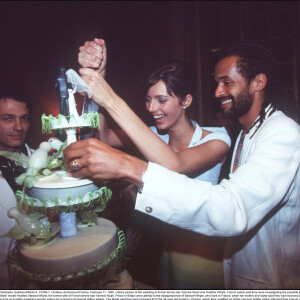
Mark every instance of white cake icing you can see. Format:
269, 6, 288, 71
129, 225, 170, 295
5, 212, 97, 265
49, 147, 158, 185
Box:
25, 171, 101, 208
34, 170, 93, 188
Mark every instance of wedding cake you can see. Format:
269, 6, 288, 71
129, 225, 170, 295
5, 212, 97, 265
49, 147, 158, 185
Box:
4, 69, 130, 289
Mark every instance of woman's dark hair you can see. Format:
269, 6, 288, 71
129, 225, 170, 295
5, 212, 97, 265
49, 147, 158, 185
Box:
144, 60, 198, 119
216, 43, 299, 132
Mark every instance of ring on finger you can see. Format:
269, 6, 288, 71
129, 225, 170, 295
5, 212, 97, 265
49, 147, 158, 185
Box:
72, 159, 80, 171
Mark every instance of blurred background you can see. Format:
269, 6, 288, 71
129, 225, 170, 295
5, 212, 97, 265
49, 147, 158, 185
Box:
1, 1, 299, 148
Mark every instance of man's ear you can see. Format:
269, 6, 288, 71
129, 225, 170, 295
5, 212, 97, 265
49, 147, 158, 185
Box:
252, 73, 267, 92
182, 94, 193, 109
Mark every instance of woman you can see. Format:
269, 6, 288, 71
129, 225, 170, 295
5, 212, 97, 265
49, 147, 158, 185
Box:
78, 38, 231, 288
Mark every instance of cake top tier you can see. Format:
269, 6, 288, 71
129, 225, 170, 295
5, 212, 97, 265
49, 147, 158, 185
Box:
33, 170, 93, 188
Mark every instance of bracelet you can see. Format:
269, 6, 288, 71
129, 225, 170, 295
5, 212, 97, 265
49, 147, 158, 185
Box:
137, 169, 147, 194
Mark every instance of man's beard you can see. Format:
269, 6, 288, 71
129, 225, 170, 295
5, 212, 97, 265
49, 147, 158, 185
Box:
222, 89, 253, 119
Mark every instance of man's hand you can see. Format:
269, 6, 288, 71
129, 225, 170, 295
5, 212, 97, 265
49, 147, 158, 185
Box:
64, 138, 147, 187
78, 38, 107, 77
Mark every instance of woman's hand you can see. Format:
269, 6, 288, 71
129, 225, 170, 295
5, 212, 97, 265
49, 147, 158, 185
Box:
79, 68, 120, 108
78, 38, 107, 77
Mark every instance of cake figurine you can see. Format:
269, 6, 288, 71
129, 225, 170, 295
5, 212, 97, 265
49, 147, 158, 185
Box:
42, 67, 100, 145
7, 207, 60, 247
2, 68, 129, 289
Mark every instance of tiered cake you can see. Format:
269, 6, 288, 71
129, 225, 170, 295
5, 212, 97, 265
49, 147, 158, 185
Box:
5, 69, 130, 289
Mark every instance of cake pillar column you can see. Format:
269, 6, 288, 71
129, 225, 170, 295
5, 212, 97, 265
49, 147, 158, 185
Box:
65, 128, 77, 145
59, 212, 77, 238
59, 127, 78, 238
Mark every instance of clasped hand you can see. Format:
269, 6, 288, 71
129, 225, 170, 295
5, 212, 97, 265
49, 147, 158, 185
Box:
78, 38, 107, 77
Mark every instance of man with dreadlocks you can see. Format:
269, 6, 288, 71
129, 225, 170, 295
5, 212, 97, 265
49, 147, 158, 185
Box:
64, 43, 300, 289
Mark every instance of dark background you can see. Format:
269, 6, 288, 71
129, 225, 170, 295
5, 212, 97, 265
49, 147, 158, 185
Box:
1, 1, 299, 148
1, 1, 187, 147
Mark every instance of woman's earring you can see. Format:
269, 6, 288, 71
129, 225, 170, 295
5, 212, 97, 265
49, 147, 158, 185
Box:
183, 106, 186, 110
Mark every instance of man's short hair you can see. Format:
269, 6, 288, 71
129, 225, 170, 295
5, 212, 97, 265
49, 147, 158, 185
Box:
0, 83, 31, 113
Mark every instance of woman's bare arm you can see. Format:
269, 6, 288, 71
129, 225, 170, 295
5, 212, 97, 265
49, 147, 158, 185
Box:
80, 68, 229, 174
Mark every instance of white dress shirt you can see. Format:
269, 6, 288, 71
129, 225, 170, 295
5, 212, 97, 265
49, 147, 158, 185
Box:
136, 108, 300, 289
